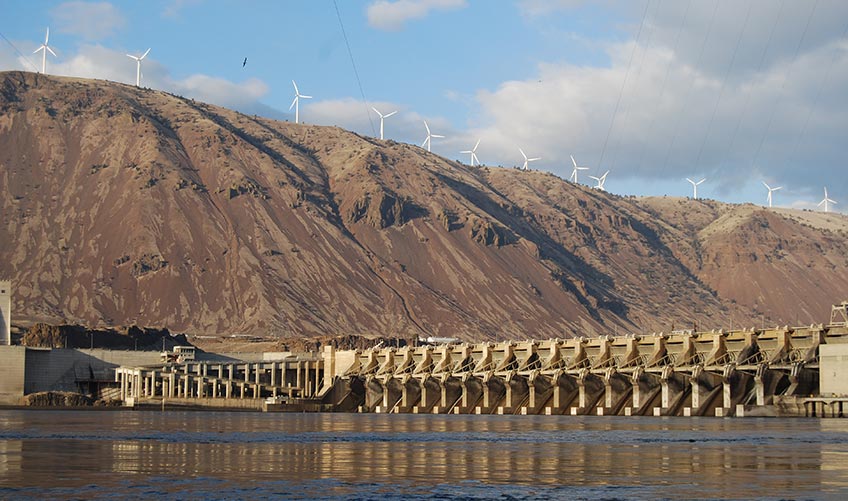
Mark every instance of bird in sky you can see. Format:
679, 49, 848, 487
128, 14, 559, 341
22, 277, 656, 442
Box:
242, 57, 247, 68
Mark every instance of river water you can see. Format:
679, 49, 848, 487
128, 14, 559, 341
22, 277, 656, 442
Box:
0, 410, 846, 499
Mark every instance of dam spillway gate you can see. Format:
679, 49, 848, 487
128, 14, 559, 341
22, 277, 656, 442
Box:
117, 322, 848, 417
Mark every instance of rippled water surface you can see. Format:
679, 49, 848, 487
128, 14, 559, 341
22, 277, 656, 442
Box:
0, 410, 847, 499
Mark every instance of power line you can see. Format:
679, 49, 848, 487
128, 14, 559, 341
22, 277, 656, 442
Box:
633, 0, 692, 173
0, 31, 40, 73
693, 0, 753, 172
608, 0, 662, 173
749, 0, 819, 173
657, 0, 720, 179
595, 0, 651, 174
717, 0, 785, 176
332, 0, 376, 138
787, 19, 848, 172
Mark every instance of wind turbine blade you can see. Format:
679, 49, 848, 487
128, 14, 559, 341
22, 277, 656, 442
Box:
529, 157, 541, 162
33, 47, 42, 54
385, 111, 397, 118
519, 148, 527, 160
292, 80, 299, 94
818, 200, 825, 207
686, 178, 694, 184
432, 134, 444, 138
571, 155, 577, 168
45, 28, 50, 44
472, 153, 479, 165
460, 150, 472, 154
578, 167, 588, 171
473, 139, 481, 151
697, 178, 705, 185
423, 121, 431, 134
141, 48, 151, 59
127, 54, 135, 59
372, 107, 381, 117
774, 187, 782, 191
301, 95, 312, 99
47, 46, 57, 57
762, 181, 770, 190
289, 97, 297, 110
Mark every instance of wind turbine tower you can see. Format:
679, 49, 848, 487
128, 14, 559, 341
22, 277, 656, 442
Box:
686, 178, 706, 199
461, 139, 481, 166
421, 121, 443, 152
519, 148, 540, 171
33, 28, 56, 74
818, 187, 837, 213
372, 107, 397, 140
290, 80, 312, 124
570, 155, 589, 183
762, 181, 782, 208
126, 48, 151, 87
589, 171, 609, 191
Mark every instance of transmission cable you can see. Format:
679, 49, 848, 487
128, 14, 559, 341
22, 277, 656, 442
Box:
748, 0, 819, 174
787, 19, 848, 174
657, 0, 720, 179
634, 0, 692, 173
693, 0, 753, 172
594, 0, 651, 175
608, 0, 661, 173
332, 0, 377, 137
716, 0, 785, 178
0, 31, 40, 73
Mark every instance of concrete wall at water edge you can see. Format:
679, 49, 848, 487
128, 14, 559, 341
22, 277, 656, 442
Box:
0, 346, 26, 404
820, 344, 848, 397
0, 281, 10, 346
0, 346, 165, 404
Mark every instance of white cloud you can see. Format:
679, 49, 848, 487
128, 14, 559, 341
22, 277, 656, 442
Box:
464, 2, 848, 203
367, 0, 467, 31
173, 75, 268, 109
50, 2, 125, 40
162, 0, 203, 19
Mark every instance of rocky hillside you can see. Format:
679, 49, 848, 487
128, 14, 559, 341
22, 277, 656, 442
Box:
1, 71, 846, 340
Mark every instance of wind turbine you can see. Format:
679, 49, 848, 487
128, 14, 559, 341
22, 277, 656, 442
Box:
126, 48, 151, 87
33, 28, 56, 74
372, 107, 397, 140
570, 155, 589, 183
686, 177, 706, 199
290, 80, 311, 124
589, 171, 609, 191
818, 187, 837, 213
460, 139, 481, 166
762, 181, 782, 208
421, 121, 443, 152
519, 148, 540, 171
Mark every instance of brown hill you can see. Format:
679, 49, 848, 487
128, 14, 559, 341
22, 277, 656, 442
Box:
1, 71, 846, 340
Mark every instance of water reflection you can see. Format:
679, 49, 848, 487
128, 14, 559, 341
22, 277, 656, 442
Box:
0, 411, 847, 499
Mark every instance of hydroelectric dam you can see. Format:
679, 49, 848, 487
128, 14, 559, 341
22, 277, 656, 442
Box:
113, 303, 848, 418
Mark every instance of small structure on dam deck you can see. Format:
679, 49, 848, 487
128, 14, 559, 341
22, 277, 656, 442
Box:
111, 304, 848, 417
0, 280, 10, 346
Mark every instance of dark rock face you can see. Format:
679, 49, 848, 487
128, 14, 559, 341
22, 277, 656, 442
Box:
1, 71, 846, 341
23, 323, 188, 350
20, 391, 122, 407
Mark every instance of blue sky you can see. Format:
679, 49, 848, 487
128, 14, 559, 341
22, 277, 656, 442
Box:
2, 0, 846, 213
